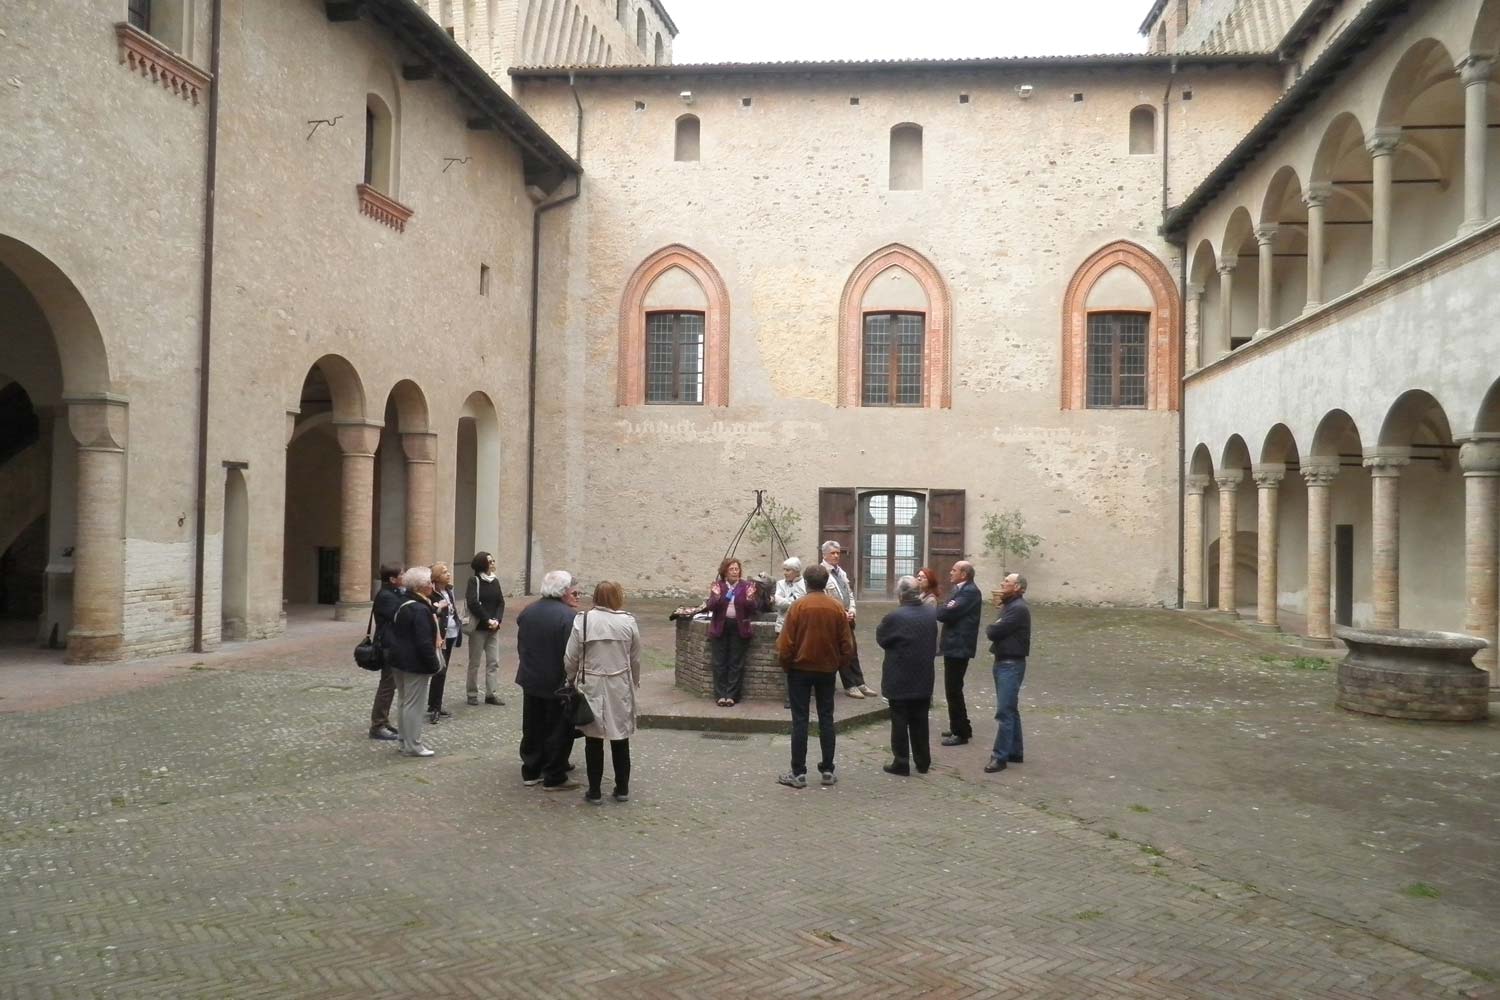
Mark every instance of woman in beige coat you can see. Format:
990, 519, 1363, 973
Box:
564, 581, 642, 804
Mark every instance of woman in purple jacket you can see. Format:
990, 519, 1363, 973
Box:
705, 557, 759, 707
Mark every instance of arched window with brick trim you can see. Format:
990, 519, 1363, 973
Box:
1060, 241, 1181, 411
617, 245, 731, 407
838, 244, 952, 409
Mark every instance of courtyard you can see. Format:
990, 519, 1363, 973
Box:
1, 602, 1496, 998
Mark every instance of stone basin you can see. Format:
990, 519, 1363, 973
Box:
1333, 626, 1489, 722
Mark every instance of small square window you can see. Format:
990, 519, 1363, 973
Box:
741, 96, 752, 107
634, 100, 646, 111
1072, 92, 1084, 103
849, 96, 860, 106
479, 263, 491, 296
958, 93, 970, 104
1182, 88, 1194, 101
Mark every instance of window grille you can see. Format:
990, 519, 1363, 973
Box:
861, 313, 924, 407
645, 312, 705, 404
1086, 312, 1149, 408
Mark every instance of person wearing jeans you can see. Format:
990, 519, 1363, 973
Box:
985, 573, 1032, 774
775, 564, 854, 788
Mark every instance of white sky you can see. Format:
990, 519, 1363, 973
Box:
666, 0, 1151, 64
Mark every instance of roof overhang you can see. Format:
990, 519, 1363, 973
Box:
1139, 1, 1170, 36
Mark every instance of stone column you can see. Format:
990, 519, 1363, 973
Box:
1459, 439, 1500, 683
64, 395, 129, 663
1365, 128, 1403, 282
1216, 261, 1236, 357
1184, 474, 1210, 609
1460, 56, 1495, 236
1303, 183, 1329, 312
1254, 225, 1277, 337
401, 431, 438, 568
1216, 470, 1243, 616
1364, 451, 1410, 629
1184, 283, 1204, 373
1302, 460, 1340, 645
334, 419, 382, 622
1253, 464, 1285, 629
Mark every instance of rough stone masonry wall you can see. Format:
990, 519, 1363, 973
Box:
675, 617, 787, 701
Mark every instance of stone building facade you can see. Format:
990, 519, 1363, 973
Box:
2, 0, 1497, 684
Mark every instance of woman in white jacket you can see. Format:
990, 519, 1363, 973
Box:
564, 581, 642, 804
773, 557, 807, 709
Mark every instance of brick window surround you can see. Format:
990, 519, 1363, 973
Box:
838, 244, 952, 409
115, 22, 210, 105
617, 245, 731, 406
1060, 240, 1182, 411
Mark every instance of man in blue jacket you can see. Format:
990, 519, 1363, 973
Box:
515, 570, 582, 790
984, 573, 1032, 774
935, 561, 981, 746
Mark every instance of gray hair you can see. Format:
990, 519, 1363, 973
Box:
1007, 573, 1028, 593
539, 569, 575, 599
895, 575, 921, 604
782, 556, 803, 572
820, 540, 843, 556
954, 560, 975, 582
401, 566, 432, 591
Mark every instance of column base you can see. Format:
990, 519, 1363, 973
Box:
1458, 219, 1489, 238
1292, 634, 1338, 649
65, 629, 125, 664
1301, 301, 1322, 316
334, 601, 374, 623
1252, 327, 1273, 340
1213, 609, 1241, 620
1182, 601, 1207, 611
1363, 267, 1390, 285
1247, 622, 1281, 634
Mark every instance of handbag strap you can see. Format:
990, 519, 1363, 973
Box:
364, 606, 375, 640
576, 610, 588, 683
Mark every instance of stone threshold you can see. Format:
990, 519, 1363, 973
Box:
635, 669, 891, 734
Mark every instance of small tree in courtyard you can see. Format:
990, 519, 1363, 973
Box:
747, 495, 802, 575
982, 508, 1041, 572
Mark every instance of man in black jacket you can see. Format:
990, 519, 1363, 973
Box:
936, 561, 981, 746
515, 569, 581, 790
984, 573, 1032, 774
876, 576, 939, 776
368, 562, 405, 741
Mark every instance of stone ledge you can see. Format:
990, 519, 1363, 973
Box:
636, 669, 890, 735
356, 184, 414, 232
115, 23, 210, 105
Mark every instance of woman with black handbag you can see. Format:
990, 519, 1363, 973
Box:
388, 566, 445, 758
563, 581, 642, 803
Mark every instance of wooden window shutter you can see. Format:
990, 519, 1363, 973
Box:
927, 489, 966, 585
818, 487, 858, 571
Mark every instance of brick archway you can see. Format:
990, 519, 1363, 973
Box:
616, 244, 731, 407
1060, 240, 1181, 411
837, 244, 952, 409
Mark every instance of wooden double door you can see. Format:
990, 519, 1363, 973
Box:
819, 488, 965, 600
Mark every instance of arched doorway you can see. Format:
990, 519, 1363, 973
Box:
453, 391, 500, 595
0, 234, 118, 661
221, 467, 249, 639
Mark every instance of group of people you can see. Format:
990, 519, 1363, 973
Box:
770, 542, 1032, 784
366, 558, 641, 804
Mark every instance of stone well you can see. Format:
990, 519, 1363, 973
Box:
674, 616, 786, 701
1333, 626, 1490, 722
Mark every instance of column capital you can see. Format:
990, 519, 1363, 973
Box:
1363, 447, 1410, 476
1459, 53, 1496, 86
400, 430, 438, 464
1252, 463, 1286, 487
1302, 182, 1333, 207
1365, 127, 1403, 157
1216, 260, 1238, 276
1301, 459, 1341, 487
1185, 473, 1212, 494
1254, 225, 1279, 247
334, 418, 383, 457
1459, 439, 1500, 475
1186, 281, 1205, 300
64, 393, 130, 452
1214, 469, 1244, 489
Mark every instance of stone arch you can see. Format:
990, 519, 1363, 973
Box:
1221, 434, 1252, 473
1188, 239, 1221, 365
1260, 423, 1301, 465
1473, 0, 1500, 56
1189, 442, 1216, 478
1378, 40, 1465, 265
1378, 388, 1454, 449
1377, 39, 1460, 129
1310, 113, 1374, 301
221, 467, 250, 640
838, 243, 952, 409
1310, 408, 1364, 461
385, 378, 430, 433
0, 234, 112, 397
654, 32, 664, 65
294, 354, 367, 422
453, 390, 501, 595
617, 245, 731, 406
1060, 240, 1180, 410
1257, 166, 1308, 329
1475, 375, 1500, 434
636, 7, 646, 49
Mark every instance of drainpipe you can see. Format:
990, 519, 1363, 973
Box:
191, 0, 224, 652
1162, 60, 1189, 610
522, 76, 583, 594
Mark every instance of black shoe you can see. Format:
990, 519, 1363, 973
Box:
437, 708, 453, 718
916, 764, 931, 774
940, 735, 969, 747
565, 762, 576, 773
485, 695, 505, 706
426, 711, 440, 725
983, 756, 1008, 773
940, 730, 953, 738
883, 762, 910, 777
368, 726, 398, 741
466, 695, 480, 706
1008, 755, 1024, 764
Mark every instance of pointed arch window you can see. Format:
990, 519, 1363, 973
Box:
618, 246, 731, 406
1061, 241, 1181, 410
838, 245, 952, 408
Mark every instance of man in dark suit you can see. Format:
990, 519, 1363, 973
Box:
515, 570, 582, 790
936, 561, 982, 746
985, 573, 1032, 774
877, 576, 939, 776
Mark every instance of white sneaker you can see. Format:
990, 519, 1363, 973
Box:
859, 685, 878, 697
846, 687, 866, 699
401, 746, 436, 758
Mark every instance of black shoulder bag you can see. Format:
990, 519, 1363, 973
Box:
557, 612, 596, 728
354, 606, 385, 672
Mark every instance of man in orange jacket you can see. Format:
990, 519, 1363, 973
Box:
775, 563, 855, 788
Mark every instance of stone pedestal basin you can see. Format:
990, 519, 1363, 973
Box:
1334, 626, 1489, 722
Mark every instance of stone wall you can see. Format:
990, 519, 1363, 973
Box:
675, 617, 788, 702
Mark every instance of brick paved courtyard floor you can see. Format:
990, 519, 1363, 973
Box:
2, 604, 1497, 998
